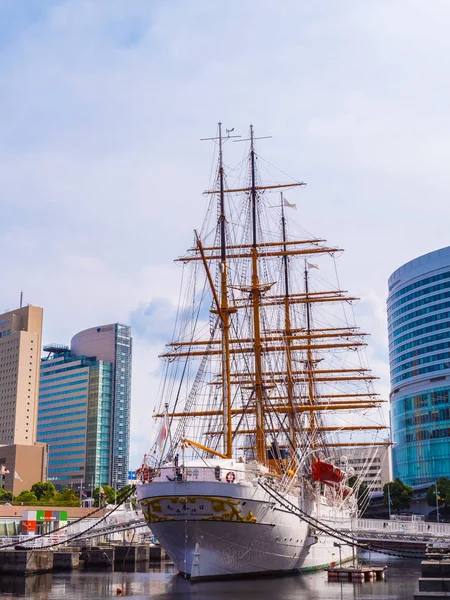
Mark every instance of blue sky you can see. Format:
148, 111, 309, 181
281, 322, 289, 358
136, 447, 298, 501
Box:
2, 0, 450, 467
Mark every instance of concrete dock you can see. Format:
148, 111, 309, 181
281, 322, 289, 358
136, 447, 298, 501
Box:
0, 543, 169, 574
0, 550, 54, 574
115, 544, 149, 565
415, 560, 450, 598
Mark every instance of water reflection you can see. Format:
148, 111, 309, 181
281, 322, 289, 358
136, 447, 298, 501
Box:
0, 573, 53, 598
0, 558, 421, 600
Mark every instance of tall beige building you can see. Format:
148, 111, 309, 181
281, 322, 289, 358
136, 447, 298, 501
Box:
0, 305, 43, 445
347, 446, 391, 493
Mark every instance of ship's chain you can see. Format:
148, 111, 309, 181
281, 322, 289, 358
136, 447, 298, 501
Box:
259, 480, 427, 560
0, 485, 135, 551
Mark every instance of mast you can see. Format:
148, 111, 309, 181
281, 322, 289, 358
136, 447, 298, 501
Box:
280, 193, 297, 453
249, 125, 266, 464
304, 261, 316, 449
156, 128, 390, 466
217, 122, 233, 458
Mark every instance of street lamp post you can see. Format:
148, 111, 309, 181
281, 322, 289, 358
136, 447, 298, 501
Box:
387, 483, 392, 520
333, 542, 342, 566
436, 483, 440, 524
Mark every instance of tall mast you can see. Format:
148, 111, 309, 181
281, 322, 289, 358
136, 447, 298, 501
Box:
249, 125, 266, 464
217, 122, 233, 458
304, 262, 316, 448
280, 193, 297, 452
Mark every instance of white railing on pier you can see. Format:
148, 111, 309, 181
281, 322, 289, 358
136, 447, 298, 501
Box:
348, 518, 450, 539
0, 534, 68, 549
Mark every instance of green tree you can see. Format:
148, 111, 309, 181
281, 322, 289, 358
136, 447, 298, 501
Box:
31, 481, 56, 501
0, 488, 13, 502
383, 478, 414, 514
426, 477, 450, 510
116, 484, 135, 505
15, 490, 38, 504
53, 488, 81, 506
348, 475, 369, 511
93, 485, 115, 505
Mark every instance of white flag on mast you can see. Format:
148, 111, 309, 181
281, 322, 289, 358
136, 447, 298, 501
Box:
156, 414, 168, 451
282, 197, 297, 210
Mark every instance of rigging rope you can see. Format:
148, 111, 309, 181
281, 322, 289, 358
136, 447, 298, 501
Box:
258, 480, 428, 560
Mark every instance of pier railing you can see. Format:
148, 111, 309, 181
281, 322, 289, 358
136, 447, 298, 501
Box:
345, 518, 450, 544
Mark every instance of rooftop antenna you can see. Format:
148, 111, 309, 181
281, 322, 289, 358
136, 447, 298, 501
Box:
20, 291, 23, 308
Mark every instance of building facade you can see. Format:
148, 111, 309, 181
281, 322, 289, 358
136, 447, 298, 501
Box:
71, 324, 132, 488
0, 305, 43, 446
37, 346, 113, 491
0, 305, 48, 492
346, 447, 391, 493
388, 247, 450, 486
0, 443, 48, 495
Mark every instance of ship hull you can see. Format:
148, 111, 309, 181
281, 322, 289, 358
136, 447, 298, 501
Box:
137, 478, 353, 580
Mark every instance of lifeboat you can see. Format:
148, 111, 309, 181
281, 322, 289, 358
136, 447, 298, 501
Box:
311, 459, 344, 485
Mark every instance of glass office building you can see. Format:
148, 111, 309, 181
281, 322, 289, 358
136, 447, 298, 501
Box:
37, 346, 113, 490
111, 325, 133, 489
388, 246, 450, 485
71, 324, 132, 488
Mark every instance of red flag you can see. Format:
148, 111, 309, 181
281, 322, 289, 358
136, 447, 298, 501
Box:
156, 416, 168, 450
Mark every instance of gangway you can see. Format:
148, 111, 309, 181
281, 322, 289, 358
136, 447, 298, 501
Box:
349, 518, 450, 546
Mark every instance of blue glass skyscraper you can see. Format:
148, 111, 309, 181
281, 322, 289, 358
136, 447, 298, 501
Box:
71, 324, 132, 488
388, 247, 450, 486
38, 346, 113, 490
38, 323, 132, 491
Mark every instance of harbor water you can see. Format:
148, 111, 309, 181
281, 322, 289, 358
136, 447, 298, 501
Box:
0, 557, 422, 599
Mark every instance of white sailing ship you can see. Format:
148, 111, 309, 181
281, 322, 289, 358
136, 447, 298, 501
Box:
136, 124, 389, 580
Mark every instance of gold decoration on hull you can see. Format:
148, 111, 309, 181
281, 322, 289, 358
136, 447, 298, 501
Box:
140, 498, 175, 523
139, 495, 257, 524
202, 498, 257, 523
